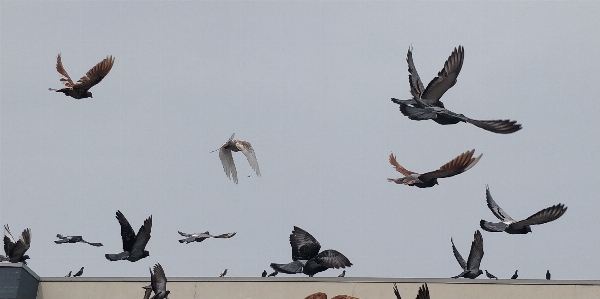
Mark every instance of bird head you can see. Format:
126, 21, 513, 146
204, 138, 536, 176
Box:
142, 251, 150, 258
525, 226, 532, 233
21, 255, 30, 261
477, 270, 483, 276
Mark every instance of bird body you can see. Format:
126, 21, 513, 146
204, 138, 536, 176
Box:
219, 269, 228, 277
212, 133, 260, 184
451, 230, 484, 279
485, 270, 498, 279
73, 267, 84, 277
262, 270, 267, 277
48, 54, 114, 99
268, 271, 278, 277
1, 225, 31, 264
338, 270, 345, 277
55, 234, 103, 246
546, 270, 551, 280
65, 271, 72, 277
511, 270, 518, 279
105, 211, 152, 262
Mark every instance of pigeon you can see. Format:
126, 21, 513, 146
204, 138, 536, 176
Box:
177, 231, 236, 244
73, 267, 84, 277
219, 269, 227, 277
211, 133, 260, 184
149, 263, 170, 299
546, 270, 551, 280
268, 271, 278, 277
388, 150, 482, 188
262, 270, 267, 277
511, 270, 518, 279
105, 211, 152, 262
270, 226, 352, 277
338, 270, 345, 277
485, 270, 498, 280
393, 283, 430, 299
65, 271, 72, 277
0, 225, 31, 264
48, 54, 115, 99
391, 46, 521, 134
55, 234, 103, 246
480, 186, 567, 234
451, 230, 484, 279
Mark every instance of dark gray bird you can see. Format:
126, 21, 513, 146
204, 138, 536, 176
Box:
480, 186, 567, 234
55, 234, 103, 246
268, 271, 278, 277
270, 226, 352, 277
485, 270, 498, 280
391, 46, 522, 134
219, 269, 227, 277
142, 285, 152, 299
65, 271, 72, 277
49, 54, 115, 99
546, 270, 551, 280
211, 133, 260, 184
388, 150, 482, 188
338, 270, 345, 277
105, 211, 152, 262
451, 230, 484, 279
262, 270, 267, 277
177, 231, 236, 244
1, 225, 31, 264
393, 282, 430, 299
149, 263, 170, 299
73, 267, 84, 277
511, 270, 518, 279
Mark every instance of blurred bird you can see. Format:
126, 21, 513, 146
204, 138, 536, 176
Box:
262, 270, 267, 277
268, 271, 278, 277
388, 150, 482, 188
149, 263, 170, 299
142, 285, 152, 299
211, 133, 260, 184
48, 54, 115, 99
480, 186, 567, 234
391, 46, 521, 134
270, 226, 352, 277
0, 225, 31, 264
511, 270, 518, 279
485, 270, 498, 280
305, 293, 327, 299
73, 267, 84, 277
55, 234, 103, 247
65, 271, 72, 277
219, 269, 227, 277
451, 230, 484, 279
393, 283, 430, 299
546, 270, 551, 280
105, 211, 152, 262
338, 270, 345, 277
331, 296, 360, 299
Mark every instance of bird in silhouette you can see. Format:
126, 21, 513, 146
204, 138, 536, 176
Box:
105, 211, 152, 262
485, 270, 498, 280
480, 186, 567, 234
546, 270, 551, 280
211, 133, 260, 184
1, 225, 31, 264
148, 263, 170, 299
388, 150, 482, 188
391, 46, 521, 134
48, 54, 115, 99
65, 271, 72, 277
73, 267, 84, 277
338, 270, 345, 277
262, 270, 267, 277
268, 271, 278, 277
55, 234, 103, 247
394, 282, 430, 299
511, 270, 518, 279
219, 269, 227, 277
451, 230, 484, 279
270, 226, 352, 277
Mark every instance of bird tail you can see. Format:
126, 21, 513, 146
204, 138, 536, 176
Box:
48, 88, 59, 91
178, 239, 187, 243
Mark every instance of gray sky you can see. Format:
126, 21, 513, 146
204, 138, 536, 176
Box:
2, 2, 600, 279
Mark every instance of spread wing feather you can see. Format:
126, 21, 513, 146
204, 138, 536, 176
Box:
290, 226, 321, 261
75, 56, 115, 90
420, 46, 464, 105
116, 210, 136, 252
388, 153, 416, 176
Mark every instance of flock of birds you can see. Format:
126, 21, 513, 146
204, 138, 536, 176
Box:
0, 46, 568, 298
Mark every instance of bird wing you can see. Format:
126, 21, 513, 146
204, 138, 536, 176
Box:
420, 46, 464, 105
236, 141, 261, 177
510, 204, 567, 229
142, 287, 152, 299
3, 225, 16, 256
484, 186, 515, 222
290, 226, 321, 261
466, 230, 484, 272
392, 283, 402, 299
420, 149, 482, 180
116, 210, 137, 252
10, 228, 31, 260
399, 105, 439, 121
450, 238, 467, 270
406, 46, 425, 99
177, 231, 193, 237
219, 147, 238, 184
74, 56, 115, 91
311, 249, 353, 269
131, 216, 152, 254
270, 261, 305, 274
213, 232, 236, 238
416, 283, 430, 299
463, 118, 522, 134
151, 263, 167, 294
55, 54, 75, 87
479, 220, 509, 232
388, 153, 417, 176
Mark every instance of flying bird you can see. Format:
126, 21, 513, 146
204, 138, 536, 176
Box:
55, 234, 103, 246
546, 270, 551, 280
105, 211, 152, 262
149, 263, 170, 299
480, 186, 567, 234
211, 133, 260, 184
219, 269, 228, 277
0, 225, 31, 264
65, 271, 72, 277
268, 271, 278, 277
388, 150, 482, 188
270, 226, 352, 277
262, 270, 267, 277
48, 54, 115, 99
178, 230, 236, 244
451, 230, 484, 279
511, 270, 518, 279
338, 270, 345, 277
485, 270, 498, 280
393, 283, 430, 299
390, 46, 521, 134
73, 267, 84, 277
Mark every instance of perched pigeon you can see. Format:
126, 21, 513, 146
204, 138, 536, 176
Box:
388, 150, 482, 188
149, 263, 170, 299
480, 186, 567, 234
48, 54, 115, 99
391, 46, 521, 134
262, 270, 267, 277
55, 234, 103, 247
105, 211, 152, 262
546, 270, 551, 280
511, 270, 518, 279
211, 133, 260, 184
0, 225, 31, 264
219, 269, 227, 277
451, 230, 484, 279
73, 267, 84, 277
177, 231, 236, 244
393, 283, 430, 299
338, 270, 345, 277
65, 271, 72, 277
485, 270, 498, 280
268, 270, 278, 277
270, 226, 352, 277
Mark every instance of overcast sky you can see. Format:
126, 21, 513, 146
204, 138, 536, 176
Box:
2, 2, 600, 280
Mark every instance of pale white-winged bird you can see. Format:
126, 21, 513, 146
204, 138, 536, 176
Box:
391, 46, 521, 134
147, 263, 170, 299
1, 225, 31, 264
393, 282, 430, 299
451, 230, 484, 279
480, 186, 567, 234
270, 226, 352, 277
73, 267, 84, 277
105, 211, 152, 262
212, 133, 260, 184
388, 149, 482, 188
177, 231, 236, 244
49, 54, 115, 99
55, 234, 103, 246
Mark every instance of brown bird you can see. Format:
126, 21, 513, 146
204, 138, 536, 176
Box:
49, 54, 114, 99
388, 150, 482, 188
212, 133, 260, 184
305, 293, 327, 299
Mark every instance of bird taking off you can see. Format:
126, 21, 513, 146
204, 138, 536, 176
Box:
49, 54, 115, 99
149, 263, 170, 299
212, 133, 260, 184
451, 230, 484, 279
105, 211, 152, 262
1, 225, 31, 264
